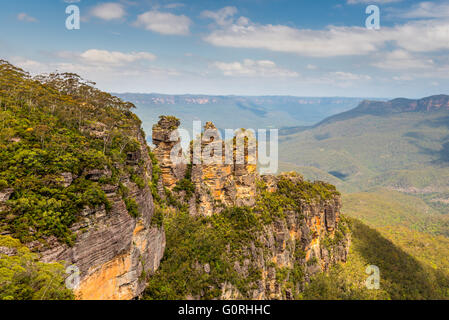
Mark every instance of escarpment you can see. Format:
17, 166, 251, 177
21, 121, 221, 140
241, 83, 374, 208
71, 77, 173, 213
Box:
0, 62, 165, 300
30, 127, 165, 300
146, 116, 350, 300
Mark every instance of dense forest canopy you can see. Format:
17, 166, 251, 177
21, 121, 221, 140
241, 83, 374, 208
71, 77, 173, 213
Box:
0, 60, 144, 245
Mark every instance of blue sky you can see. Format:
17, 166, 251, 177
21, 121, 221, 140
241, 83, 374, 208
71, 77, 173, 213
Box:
1, 0, 449, 97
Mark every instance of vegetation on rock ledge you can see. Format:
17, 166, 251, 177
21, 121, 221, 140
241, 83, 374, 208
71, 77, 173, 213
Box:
143, 172, 345, 300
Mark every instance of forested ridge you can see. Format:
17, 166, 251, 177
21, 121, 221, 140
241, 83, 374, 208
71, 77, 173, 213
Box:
0, 61, 147, 299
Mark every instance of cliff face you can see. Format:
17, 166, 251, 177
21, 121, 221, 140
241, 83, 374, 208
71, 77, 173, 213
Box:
358, 95, 449, 114
0, 62, 169, 300
220, 175, 349, 300
148, 117, 350, 300
152, 116, 187, 190
30, 129, 165, 300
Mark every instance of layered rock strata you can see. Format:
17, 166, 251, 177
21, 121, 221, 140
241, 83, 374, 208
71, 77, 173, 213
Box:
30, 129, 165, 300
152, 118, 257, 216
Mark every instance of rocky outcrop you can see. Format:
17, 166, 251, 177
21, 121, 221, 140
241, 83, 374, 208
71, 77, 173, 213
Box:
220, 174, 349, 300
0, 188, 13, 212
150, 117, 350, 300
152, 116, 186, 190
191, 122, 231, 215
33, 129, 165, 300
232, 128, 257, 208
153, 119, 257, 216
183, 173, 349, 300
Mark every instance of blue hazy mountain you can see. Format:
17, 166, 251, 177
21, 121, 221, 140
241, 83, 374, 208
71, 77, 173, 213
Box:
116, 93, 369, 134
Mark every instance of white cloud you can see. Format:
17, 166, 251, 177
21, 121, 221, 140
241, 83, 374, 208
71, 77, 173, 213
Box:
8, 53, 180, 94
17, 13, 38, 23
9, 50, 157, 77
391, 1, 449, 19
390, 19, 449, 53
372, 50, 434, 70
79, 49, 156, 65
307, 71, 373, 89
90, 2, 126, 21
328, 71, 371, 81
213, 59, 298, 77
201, 6, 238, 26
202, 9, 449, 57
134, 11, 191, 35
292, 71, 373, 89
204, 24, 382, 57
11, 58, 46, 73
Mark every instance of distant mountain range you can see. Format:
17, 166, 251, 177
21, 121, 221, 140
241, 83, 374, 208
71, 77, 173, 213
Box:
115, 93, 372, 134
278, 94, 449, 215
280, 94, 449, 135
317, 94, 449, 126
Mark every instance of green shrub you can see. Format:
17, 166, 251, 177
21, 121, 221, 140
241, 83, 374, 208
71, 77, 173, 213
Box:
144, 207, 263, 300
124, 197, 139, 218
151, 206, 164, 228
0, 235, 74, 300
0, 179, 8, 190
130, 173, 146, 190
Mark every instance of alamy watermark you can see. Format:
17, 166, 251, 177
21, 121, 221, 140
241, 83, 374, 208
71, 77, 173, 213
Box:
365, 265, 380, 290
64, 3, 381, 31
366, 5, 380, 30
65, 265, 80, 290
65, 1, 80, 30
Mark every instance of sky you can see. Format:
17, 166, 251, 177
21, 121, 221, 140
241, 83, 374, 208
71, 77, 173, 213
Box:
1, 0, 449, 98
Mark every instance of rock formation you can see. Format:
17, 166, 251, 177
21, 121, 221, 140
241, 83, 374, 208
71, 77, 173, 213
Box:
153, 118, 258, 216
220, 173, 349, 299
150, 117, 350, 299
0, 189, 13, 212
152, 116, 186, 190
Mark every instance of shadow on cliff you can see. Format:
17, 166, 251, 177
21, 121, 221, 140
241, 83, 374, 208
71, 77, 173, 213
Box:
412, 114, 449, 164
404, 134, 449, 165
418, 115, 449, 130
438, 141, 449, 163
350, 219, 449, 299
